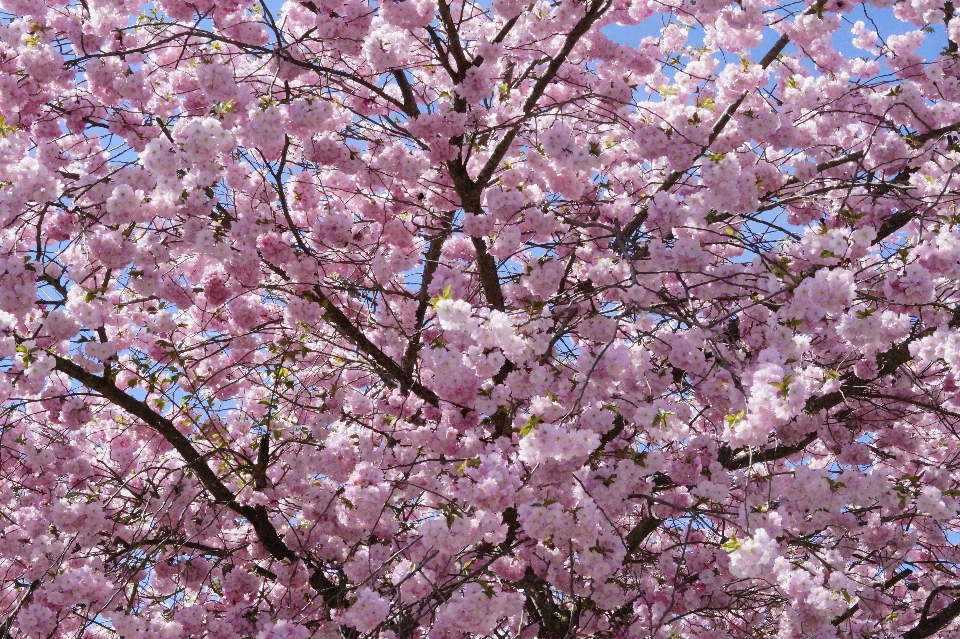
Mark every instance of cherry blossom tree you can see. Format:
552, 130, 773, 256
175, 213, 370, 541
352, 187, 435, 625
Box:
2, 0, 960, 635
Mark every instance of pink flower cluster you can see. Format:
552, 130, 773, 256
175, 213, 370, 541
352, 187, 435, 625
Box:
2, 0, 960, 636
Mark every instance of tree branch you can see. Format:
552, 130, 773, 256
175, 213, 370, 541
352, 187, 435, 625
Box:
260, 257, 440, 406
719, 301, 960, 470
49, 354, 346, 609
624, 514, 660, 556
619, 2, 822, 242
437, 0, 470, 79
471, 236, 506, 311
904, 595, 960, 639
719, 432, 818, 471
832, 569, 912, 627
303, 284, 441, 405
402, 212, 456, 377
392, 70, 420, 118
475, 0, 612, 189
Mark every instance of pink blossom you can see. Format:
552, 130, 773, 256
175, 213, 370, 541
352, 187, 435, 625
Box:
3, 1, 960, 638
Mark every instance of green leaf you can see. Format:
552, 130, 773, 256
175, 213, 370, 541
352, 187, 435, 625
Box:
826, 477, 846, 493
903, 133, 924, 149
839, 208, 867, 223
0, 115, 17, 138
725, 411, 745, 426
769, 375, 794, 398
653, 408, 673, 428
456, 458, 481, 473
520, 414, 542, 437
532, 498, 558, 507
722, 535, 742, 552
429, 284, 453, 308
212, 100, 238, 116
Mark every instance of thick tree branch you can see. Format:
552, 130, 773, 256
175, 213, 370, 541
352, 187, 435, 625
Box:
719, 433, 818, 471
303, 285, 441, 405
49, 354, 346, 609
516, 567, 573, 639
904, 595, 960, 639
402, 212, 456, 377
947, 0, 958, 55
260, 258, 440, 406
719, 305, 960, 470
254, 431, 269, 491
624, 514, 660, 556
471, 236, 506, 311
437, 0, 470, 78
619, 1, 822, 242
832, 568, 912, 627
392, 70, 420, 118
475, 0, 612, 189
0, 580, 39, 639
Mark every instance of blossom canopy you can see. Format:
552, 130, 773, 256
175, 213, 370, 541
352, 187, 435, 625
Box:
1, 0, 960, 636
